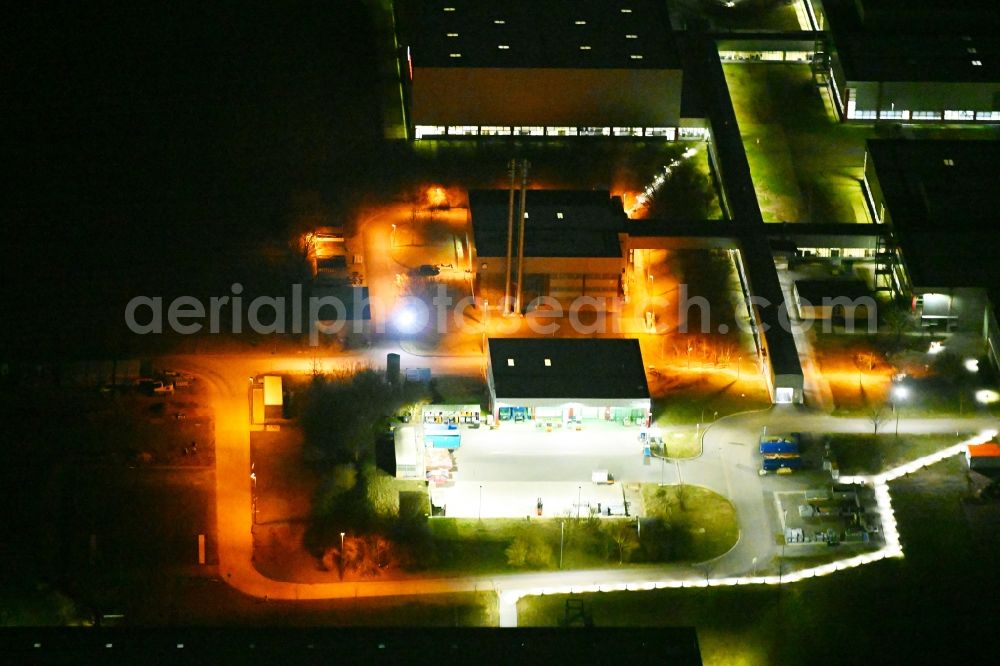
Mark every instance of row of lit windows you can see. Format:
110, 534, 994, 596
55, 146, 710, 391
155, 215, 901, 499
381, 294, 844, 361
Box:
846, 108, 1000, 122
445, 31, 641, 39
414, 125, 686, 139
447, 49, 644, 58
719, 50, 814, 63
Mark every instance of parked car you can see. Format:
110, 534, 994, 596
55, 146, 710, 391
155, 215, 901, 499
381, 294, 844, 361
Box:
591, 469, 614, 484
138, 379, 174, 396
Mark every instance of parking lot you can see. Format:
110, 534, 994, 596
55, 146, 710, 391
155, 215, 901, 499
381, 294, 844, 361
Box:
428, 421, 659, 518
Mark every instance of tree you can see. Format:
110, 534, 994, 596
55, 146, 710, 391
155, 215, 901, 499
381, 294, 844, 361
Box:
868, 403, 890, 435
505, 529, 554, 568
881, 302, 915, 347
300, 369, 430, 465
313, 463, 358, 516
606, 521, 639, 564
362, 464, 399, 521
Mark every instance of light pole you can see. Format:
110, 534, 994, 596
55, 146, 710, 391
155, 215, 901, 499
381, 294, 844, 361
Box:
250, 471, 257, 525
340, 531, 346, 578
559, 521, 565, 569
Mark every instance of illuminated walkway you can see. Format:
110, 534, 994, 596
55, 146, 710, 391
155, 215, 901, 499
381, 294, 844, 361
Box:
497, 428, 997, 626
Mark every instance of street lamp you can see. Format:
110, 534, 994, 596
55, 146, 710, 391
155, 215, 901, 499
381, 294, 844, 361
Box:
390, 223, 396, 248
559, 521, 565, 569
340, 531, 346, 577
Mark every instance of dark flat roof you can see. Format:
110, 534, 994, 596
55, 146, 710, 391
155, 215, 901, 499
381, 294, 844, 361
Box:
853, 0, 1000, 32
488, 337, 649, 400
680, 33, 801, 379
867, 139, 1000, 288
794, 278, 871, 304
0, 627, 703, 665
824, 0, 1000, 82
470, 189, 626, 259
406, 0, 679, 69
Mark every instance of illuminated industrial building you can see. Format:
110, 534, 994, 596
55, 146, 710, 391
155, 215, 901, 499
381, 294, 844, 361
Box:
400, 0, 683, 139
863, 139, 1000, 366
468, 189, 628, 309
486, 338, 650, 425
819, 0, 1000, 123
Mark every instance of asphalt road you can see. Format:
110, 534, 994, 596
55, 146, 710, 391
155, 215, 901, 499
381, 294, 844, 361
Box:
170, 351, 998, 625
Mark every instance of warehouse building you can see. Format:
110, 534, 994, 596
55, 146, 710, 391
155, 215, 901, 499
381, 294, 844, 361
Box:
469, 189, 627, 310
862, 139, 1000, 366
402, 0, 683, 139
820, 0, 1000, 123
486, 338, 650, 425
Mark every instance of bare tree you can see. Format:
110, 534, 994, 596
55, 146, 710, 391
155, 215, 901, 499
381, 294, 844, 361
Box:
607, 521, 639, 564
868, 403, 890, 435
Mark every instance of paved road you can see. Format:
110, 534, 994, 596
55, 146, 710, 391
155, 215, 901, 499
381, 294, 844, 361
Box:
170, 351, 997, 623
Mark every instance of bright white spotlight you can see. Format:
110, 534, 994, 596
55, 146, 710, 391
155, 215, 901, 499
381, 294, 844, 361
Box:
965, 358, 980, 373
892, 386, 909, 401
976, 389, 999, 405
928, 341, 945, 355
393, 299, 426, 334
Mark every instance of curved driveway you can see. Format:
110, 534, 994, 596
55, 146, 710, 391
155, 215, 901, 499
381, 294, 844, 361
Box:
172, 351, 996, 622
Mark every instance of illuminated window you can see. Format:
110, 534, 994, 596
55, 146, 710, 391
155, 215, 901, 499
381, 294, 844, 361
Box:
621, 8, 633, 13
494, 19, 505, 24
575, 20, 586, 25
480, 126, 512, 136
498, 44, 509, 49
524, 212, 529, 219
446, 32, 458, 37
626, 34, 638, 39
415, 125, 446, 139
443, 6, 455, 11
630, 54, 643, 59
556, 212, 564, 219
579, 45, 592, 50
972, 60, 983, 66
507, 358, 515, 366
544, 359, 552, 366
944, 110, 975, 120
944, 159, 955, 166
514, 126, 544, 136
449, 53, 462, 58
968, 47, 977, 53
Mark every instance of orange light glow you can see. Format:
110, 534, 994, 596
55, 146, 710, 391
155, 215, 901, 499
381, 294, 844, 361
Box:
426, 186, 449, 208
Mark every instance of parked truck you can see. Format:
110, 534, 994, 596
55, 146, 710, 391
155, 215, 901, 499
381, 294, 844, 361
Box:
759, 434, 800, 456
762, 456, 802, 472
